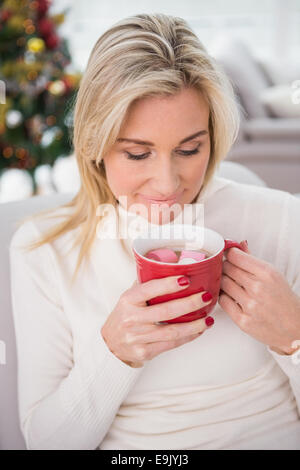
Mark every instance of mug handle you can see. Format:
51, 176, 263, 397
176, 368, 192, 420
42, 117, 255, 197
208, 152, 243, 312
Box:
224, 239, 243, 251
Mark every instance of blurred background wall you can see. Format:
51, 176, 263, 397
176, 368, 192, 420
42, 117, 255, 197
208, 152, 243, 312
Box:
0, 0, 300, 202
57, 0, 300, 70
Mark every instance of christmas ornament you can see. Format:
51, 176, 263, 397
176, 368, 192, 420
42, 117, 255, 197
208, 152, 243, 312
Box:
48, 79, 66, 96
37, 0, 51, 17
24, 51, 36, 64
45, 33, 60, 50
27, 37, 45, 53
38, 18, 53, 37
2, 146, 13, 158
40, 126, 59, 147
52, 154, 80, 193
0, 168, 33, 203
34, 163, 55, 195
51, 14, 65, 26
1, 9, 12, 22
7, 15, 24, 33
5, 109, 23, 128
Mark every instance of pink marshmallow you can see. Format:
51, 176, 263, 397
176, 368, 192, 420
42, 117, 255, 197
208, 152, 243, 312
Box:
145, 248, 178, 263
179, 250, 206, 263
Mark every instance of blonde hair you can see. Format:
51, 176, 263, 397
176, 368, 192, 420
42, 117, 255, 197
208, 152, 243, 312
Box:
18, 12, 241, 285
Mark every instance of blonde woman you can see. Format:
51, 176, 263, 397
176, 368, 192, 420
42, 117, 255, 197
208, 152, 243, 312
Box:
9, 13, 300, 450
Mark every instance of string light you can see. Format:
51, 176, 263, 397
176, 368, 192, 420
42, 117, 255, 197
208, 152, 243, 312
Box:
29, 1, 38, 10
16, 148, 27, 159
46, 115, 56, 126
3, 147, 14, 158
23, 19, 33, 27
27, 70, 38, 80
25, 25, 35, 34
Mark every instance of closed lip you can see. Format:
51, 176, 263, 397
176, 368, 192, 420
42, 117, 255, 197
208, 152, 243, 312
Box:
139, 190, 184, 203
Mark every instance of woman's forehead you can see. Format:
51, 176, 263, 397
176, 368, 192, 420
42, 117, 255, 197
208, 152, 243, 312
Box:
118, 89, 210, 139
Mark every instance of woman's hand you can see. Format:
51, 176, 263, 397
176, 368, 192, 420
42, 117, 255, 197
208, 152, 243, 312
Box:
101, 276, 214, 368
218, 241, 300, 355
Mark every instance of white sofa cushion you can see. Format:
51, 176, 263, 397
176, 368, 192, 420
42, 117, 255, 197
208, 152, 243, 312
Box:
260, 85, 300, 118
210, 35, 270, 119
257, 57, 300, 86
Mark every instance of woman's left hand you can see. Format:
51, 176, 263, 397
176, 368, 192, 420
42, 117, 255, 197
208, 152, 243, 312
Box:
218, 241, 300, 355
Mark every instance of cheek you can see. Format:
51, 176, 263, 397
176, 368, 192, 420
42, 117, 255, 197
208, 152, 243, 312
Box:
105, 158, 144, 195
183, 153, 209, 183
104, 158, 124, 193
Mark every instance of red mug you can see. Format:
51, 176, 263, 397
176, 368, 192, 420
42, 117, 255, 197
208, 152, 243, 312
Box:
132, 224, 245, 323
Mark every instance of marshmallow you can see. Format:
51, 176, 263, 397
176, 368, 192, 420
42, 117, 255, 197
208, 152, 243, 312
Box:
177, 257, 198, 265
145, 248, 178, 263
179, 250, 206, 263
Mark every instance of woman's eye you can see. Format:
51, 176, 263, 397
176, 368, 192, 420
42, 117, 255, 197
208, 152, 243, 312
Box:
125, 152, 150, 160
177, 145, 201, 156
125, 145, 201, 161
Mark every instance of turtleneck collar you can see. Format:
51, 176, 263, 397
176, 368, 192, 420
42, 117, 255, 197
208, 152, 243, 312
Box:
114, 174, 230, 243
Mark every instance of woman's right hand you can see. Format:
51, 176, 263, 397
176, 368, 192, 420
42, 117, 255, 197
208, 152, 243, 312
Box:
100, 275, 214, 368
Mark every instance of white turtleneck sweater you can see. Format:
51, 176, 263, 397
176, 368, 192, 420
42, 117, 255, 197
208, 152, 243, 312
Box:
9, 175, 300, 450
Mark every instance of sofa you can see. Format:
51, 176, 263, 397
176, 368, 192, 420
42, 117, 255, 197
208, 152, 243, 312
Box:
211, 35, 300, 194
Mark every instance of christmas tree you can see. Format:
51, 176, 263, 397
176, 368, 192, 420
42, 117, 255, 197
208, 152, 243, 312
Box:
0, 0, 81, 192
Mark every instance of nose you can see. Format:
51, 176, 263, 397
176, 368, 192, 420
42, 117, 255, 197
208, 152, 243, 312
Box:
150, 155, 181, 198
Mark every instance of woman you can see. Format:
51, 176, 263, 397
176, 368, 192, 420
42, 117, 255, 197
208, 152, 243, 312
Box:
9, 13, 300, 450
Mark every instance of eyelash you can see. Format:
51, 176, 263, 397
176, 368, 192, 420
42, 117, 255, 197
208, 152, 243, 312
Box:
125, 145, 202, 161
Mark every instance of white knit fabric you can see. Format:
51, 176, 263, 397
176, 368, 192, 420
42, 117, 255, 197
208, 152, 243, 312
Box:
9, 175, 300, 450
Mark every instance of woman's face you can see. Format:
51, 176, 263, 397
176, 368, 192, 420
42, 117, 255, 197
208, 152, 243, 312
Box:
102, 86, 211, 223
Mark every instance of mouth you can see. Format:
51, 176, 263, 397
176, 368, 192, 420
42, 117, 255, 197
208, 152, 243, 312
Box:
138, 190, 184, 206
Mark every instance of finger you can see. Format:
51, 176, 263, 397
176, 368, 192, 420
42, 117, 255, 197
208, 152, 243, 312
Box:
218, 291, 245, 326
127, 274, 193, 306
240, 240, 250, 254
134, 316, 211, 343
140, 290, 213, 323
220, 274, 250, 309
222, 260, 256, 290
224, 246, 267, 278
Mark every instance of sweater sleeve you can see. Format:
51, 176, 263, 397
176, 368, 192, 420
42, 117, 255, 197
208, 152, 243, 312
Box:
9, 220, 144, 450
267, 193, 300, 413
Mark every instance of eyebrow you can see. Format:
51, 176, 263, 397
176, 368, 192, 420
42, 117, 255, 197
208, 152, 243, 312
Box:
116, 130, 208, 146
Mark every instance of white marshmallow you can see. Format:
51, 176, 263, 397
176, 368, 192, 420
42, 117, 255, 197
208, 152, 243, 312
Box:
177, 257, 198, 264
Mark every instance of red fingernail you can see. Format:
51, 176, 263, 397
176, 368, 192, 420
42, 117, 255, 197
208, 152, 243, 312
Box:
177, 275, 190, 286
202, 292, 212, 302
205, 316, 214, 327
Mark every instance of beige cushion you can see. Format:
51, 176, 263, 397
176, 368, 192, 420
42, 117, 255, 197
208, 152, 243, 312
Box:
211, 35, 270, 119
260, 85, 300, 118
257, 57, 300, 86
